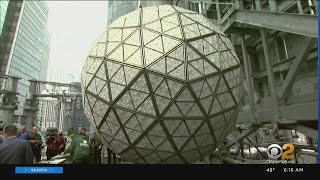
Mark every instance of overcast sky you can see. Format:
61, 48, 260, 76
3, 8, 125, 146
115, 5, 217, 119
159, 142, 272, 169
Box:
46, 1, 108, 83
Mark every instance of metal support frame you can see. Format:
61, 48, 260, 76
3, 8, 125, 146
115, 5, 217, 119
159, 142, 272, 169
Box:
277, 1, 296, 12
221, 9, 318, 38
0, 75, 20, 127
225, 27, 260, 36
268, 0, 278, 12
224, 123, 265, 149
313, 0, 318, 15
63, 98, 73, 131
234, 0, 243, 9
297, 0, 304, 14
237, 101, 318, 124
245, 137, 267, 159
215, 0, 221, 23
254, 0, 262, 11
20, 79, 82, 132
240, 36, 256, 122
273, 37, 284, 82
251, 54, 316, 79
265, 123, 278, 142
242, 81, 260, 104
278, 37, 316, 100
23, 80, 38, 132
286, 124, 318, 141
260, 28, 280, 121
208, 0, 319, 164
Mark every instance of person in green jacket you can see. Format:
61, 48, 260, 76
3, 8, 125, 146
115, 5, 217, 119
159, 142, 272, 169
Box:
65, 128, 92, 164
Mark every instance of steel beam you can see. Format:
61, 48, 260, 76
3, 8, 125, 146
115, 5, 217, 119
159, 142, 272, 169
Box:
254, 0, 262, 11
215, 0, 221, 23
260, 28, 280, 120
23, 81, 38, 132
268, 0, 278, 12
282, 102, 318, 121
245, 137, 268, 159
273, 37, 285, 82
0, 76, 20, 128
237, 102, 318, 124
221, 9, 318, 38
278, 37, 317, 100
224, 27, 260, 36
234, 0, 242, 9
286, 124, 318, 141
252, 49, 317, 79
242, 81, 260, 104
253, 57, 293, 79
225, 123, 265, 149
221, 5, 236, 23
296, 0, 304, 14
265, 123, 278, 142
313, 0, 318, 15
30, 80, 81, 87
240, 35, 256, 122
278, 0, 298, 12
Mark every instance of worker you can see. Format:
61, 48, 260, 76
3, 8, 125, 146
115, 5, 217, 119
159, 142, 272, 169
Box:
65, 128, 92, 164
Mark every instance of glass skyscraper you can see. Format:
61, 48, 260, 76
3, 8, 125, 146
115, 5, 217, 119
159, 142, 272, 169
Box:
0, 0, 9, 36
107, 0, 138, 26
0, 0, 50, 115
107, 0, 174, 26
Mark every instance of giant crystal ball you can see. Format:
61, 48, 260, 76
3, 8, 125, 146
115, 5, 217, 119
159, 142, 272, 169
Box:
81, 5, 243, 164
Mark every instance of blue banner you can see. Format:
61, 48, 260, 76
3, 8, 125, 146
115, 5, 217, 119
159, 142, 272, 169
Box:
15, 167, 63, 174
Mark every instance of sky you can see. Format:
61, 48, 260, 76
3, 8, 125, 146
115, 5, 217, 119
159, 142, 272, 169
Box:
46, 1, 109, 83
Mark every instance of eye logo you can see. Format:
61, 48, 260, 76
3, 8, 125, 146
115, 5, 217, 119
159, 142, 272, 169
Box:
267, 144, 295, 160
267, 144, 282, 159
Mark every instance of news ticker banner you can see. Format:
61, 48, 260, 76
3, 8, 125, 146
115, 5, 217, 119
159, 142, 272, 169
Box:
0, 165, 318, 177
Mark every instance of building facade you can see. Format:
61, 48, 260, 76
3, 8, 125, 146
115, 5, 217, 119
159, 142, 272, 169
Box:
0, 0, 50, 115
71, 82, 91, 133
107, 0, 173, 26
107, 0, 138, 26
0, 0, 9, 36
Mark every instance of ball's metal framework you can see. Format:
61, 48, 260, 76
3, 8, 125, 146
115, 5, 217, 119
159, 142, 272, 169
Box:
81, 5, 243, 164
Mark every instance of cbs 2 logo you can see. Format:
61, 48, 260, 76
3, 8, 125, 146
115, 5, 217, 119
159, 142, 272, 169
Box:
267, 144, 295, 160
